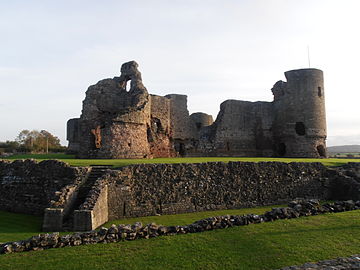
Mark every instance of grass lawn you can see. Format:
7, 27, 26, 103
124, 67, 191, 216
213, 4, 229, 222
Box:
3, 153, 360, 167
1, 208, 360, 269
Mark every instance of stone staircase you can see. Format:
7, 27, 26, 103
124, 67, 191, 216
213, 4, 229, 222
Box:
62, 165, 112, 231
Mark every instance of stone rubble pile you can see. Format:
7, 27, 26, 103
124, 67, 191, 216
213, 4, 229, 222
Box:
1, 199, 360, 255
279, 254, 360, 269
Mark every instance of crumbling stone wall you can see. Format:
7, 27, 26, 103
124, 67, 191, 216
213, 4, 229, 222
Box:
75, 162, 360, 231
148, 95, 176, 157
66, 118, 80, 153
69, 61, 182, 159
2, 199, 358, 255
327, 163, 360, 201
0, 160, 88, 215
88, 162, 330, 220
77, 61, 152, 159
67, 63, 327, 159
198, 100, 273, 157
165, 94, 198, 156
3, 160, 360, 232
165, 94, 197, 140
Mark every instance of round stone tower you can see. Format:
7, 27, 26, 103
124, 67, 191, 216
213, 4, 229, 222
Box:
272, 68, 327, 157
190, 112, 214, 131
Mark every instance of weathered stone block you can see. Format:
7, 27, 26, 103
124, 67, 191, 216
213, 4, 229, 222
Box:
42, 208, 63, 232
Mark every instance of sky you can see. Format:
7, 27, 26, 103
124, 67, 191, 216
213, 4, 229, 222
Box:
0, 0, 359, 146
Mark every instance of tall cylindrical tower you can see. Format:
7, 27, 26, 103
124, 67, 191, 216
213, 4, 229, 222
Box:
272, 68, 327, 157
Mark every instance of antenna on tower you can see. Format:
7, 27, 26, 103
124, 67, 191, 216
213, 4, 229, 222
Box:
307, 45, 311, 68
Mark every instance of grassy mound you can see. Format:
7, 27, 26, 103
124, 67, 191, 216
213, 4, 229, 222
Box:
1, 207, 360, 269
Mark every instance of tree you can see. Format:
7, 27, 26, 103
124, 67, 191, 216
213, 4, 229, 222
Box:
0, 140, 20, 154
15, 129, 63, 153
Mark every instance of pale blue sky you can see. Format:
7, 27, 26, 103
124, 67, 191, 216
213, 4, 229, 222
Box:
1, 0, 359, 146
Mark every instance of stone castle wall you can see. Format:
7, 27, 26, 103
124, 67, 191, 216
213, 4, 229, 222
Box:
201, 100, 274, 157
67, 63, 327, 159
0, 160, 88, 215
79, 162, 330, 221
148, 95, 175, 157
74, 162, 360, 231
165, 94, 197, 141
2, 160, 360, 231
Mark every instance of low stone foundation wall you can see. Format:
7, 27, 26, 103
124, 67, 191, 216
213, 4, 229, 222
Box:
2, 160, 360, 232
1, 199, 359, 255
0, 159, 88, 215
280, 255, 360, 269
74, 185, 108, 231
74, 162, 360, 231
328, 162, 360, 200
104, 162, 330, 219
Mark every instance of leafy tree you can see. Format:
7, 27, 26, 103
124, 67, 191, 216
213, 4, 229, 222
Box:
0, 140, 20, 154
15, 129, 63, 153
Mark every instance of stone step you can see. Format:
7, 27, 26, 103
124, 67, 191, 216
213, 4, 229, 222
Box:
61, 165, 112, 231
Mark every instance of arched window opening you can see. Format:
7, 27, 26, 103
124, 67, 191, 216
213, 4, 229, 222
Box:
126, 80, 131, 91
317, 145, 326, 157
295, 122, 306, 136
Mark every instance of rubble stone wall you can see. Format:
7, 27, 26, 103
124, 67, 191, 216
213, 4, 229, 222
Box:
66, 118, 80, 153
327, 163, 360, 201
148, 95, 175, 157
2, 199, 357, 255
0, 160, 88, 215
101, 162, 330, 220
166, 94, 196, 140
206, 100, 274, 157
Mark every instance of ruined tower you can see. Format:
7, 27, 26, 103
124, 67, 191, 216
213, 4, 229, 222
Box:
68, 61, 176, 159
78, 61, 151, 158
272, 68, 327, 157
67, 63, 327, 159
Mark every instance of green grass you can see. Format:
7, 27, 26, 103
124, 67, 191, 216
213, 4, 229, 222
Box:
102, 205, 280, 227
3, 153, 360, 167
2, 208, 360, 269
5, 153, 75, 160
0, 211, 42, 243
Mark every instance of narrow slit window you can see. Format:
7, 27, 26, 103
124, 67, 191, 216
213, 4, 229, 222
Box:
318, 87, 322, 97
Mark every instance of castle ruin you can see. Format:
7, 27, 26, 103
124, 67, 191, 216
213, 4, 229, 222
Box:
67, 61, 327, 158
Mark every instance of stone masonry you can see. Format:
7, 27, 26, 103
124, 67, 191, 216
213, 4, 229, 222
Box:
67, 62, 327, 158
1, 160, 360, 231
2, 199, 360, 255
0, 159, 88, 215
70, 162, 360, 231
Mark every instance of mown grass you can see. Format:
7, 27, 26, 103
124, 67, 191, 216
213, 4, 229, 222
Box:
1, 208, 360, 269
0, 211, 42, 243
102, 205, 280, 228
3, 153, 360, 167
5, 153, 75, 160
